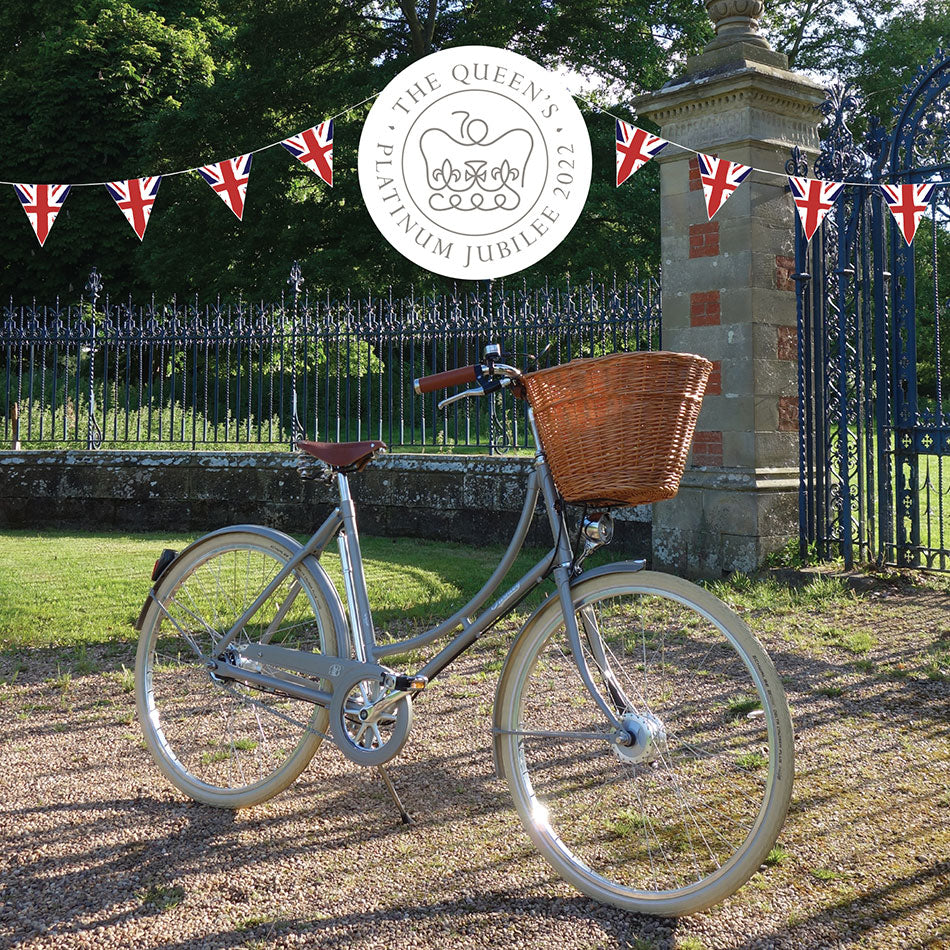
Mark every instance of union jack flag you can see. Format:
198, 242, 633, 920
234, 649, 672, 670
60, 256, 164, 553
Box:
616, 120, 668, 187
880, 182, 936, 245
281, 120, 333, 187
105, 176, 162, 241
788, 176, 845, 242
198, 153, 253, 220
697, 153, 752, 220
13, 184, 71, 247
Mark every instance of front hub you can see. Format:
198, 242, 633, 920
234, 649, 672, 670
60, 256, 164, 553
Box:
612, 711, 669, 765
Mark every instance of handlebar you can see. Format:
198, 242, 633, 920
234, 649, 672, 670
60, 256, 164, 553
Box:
414, 361, 525, 396
413, 364, 480, 395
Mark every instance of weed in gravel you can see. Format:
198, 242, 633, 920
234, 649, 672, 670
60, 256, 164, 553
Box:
852, 657, 875, 673
139, 884, 185, 911
605, 807, 643, 838
676, 939, 707, 950
881, 663, 912, 680
71, 644, 98, 675
816, 684, 845, 697
106, 664, 136, 693
816, 624, 875, 655
736, 751, 768, 771
725, 694, 761, 719
810, 868, 844, 882
707, 575, 792, 613
765, 845, 789, 866
923, 641, 950, 680
47, 666, 72, 692
794, 576, 854, 607
236, 913, 275, 932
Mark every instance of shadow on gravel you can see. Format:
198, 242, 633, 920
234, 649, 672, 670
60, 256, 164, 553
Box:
1, 792, 690, 950
90, 893, 684, 950
730, 858, 950, 950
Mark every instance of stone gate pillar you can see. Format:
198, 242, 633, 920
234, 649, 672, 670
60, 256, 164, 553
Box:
635, 0, 824, 576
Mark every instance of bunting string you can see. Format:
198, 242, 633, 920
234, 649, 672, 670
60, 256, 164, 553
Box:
3, 85, 947, 249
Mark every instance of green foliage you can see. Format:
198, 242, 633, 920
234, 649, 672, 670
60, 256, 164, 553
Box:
0, 528, 554, 649
0, 1, 712, 303
0, 1, 230, 300
762, 0, 900, 74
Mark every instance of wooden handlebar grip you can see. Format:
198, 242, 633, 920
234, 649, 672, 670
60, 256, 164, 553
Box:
414, 365, 479, 395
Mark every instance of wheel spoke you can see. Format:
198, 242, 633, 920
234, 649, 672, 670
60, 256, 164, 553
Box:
497, 570, 792, 914
136, 534, 334, 806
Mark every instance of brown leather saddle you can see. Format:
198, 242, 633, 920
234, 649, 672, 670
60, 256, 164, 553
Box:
297, 439, 387, 472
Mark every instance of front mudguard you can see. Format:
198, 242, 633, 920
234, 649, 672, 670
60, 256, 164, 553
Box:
491, 559, 646, 779
133, 524, 349, 661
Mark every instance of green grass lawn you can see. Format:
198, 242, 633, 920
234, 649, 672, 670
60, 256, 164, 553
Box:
0, 528, 557, 652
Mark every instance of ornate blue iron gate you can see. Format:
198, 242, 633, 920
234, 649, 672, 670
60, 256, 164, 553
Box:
795, 54, 950, 571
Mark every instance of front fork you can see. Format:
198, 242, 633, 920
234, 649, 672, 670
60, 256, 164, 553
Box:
529, 411, 633, 742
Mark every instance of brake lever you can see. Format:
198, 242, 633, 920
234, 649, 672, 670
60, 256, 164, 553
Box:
438, 387, 483, 410
438, 377, 510, 410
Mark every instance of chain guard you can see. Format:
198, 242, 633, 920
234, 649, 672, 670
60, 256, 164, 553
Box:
329, 669, 413, 766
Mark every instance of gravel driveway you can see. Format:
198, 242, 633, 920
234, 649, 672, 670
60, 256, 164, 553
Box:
1, 574, 948, 950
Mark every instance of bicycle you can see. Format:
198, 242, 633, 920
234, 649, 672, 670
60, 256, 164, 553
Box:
134, 346, 794, 917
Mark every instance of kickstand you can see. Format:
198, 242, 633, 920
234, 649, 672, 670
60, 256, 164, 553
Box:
377, 765, 412, 825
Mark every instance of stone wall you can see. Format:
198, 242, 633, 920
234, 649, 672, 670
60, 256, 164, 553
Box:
0, 450, 652, 555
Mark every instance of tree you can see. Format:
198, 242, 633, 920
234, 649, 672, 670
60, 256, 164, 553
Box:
762, 0, 899, 74
0, 0, 713, 303
0, 1, 231, 301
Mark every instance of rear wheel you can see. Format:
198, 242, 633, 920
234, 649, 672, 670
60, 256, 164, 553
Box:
135, 529, 342, 808
496, 570, 793, 915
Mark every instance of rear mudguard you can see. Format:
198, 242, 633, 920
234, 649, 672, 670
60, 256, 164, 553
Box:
491, 559, 646, 780
133, 524, 349, 661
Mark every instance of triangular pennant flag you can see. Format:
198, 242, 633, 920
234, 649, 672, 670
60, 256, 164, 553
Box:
281, 120, 333, 186
697, 153, 752, 219
12, 184, 71, 247
880, 183, 935, 245
615, 120, 668, 187
105, 177, 162, 241
197, 153, 253, 220
788, 176, 845, 242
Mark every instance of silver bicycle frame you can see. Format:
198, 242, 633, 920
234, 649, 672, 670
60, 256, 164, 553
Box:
211, 407, 625, 732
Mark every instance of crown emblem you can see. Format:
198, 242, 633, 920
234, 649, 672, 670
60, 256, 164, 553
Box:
419, 112, 534, 215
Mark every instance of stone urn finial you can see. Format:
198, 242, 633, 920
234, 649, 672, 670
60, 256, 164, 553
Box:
704, 0, 772, 51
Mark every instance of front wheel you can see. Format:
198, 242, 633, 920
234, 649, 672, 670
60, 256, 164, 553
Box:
135, 528, 344, 808
496, 570, 794, 916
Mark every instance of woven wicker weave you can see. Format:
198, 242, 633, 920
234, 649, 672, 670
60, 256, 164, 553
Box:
524, 351, 713, 508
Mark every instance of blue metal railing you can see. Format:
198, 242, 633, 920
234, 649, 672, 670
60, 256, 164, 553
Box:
2, 271, 660, 453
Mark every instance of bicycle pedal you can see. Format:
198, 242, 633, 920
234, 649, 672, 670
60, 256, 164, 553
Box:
392, 674, 427, 692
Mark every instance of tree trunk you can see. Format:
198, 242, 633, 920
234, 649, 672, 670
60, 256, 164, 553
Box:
399, 0, 437, 58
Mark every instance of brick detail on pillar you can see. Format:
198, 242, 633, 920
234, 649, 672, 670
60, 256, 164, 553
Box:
706, 360, 722, 395
688, 156, 702, 191
692, 430, 723, 467
777, 325, 797, 360
775, 255, 796, 291
778, 396, 798, 431
690, 290, 721, 326
689, 222, 719, 258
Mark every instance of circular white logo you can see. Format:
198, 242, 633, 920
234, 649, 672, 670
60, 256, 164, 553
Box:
358, 46, 592, 280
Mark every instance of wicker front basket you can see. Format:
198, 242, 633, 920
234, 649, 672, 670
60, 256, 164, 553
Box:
524, 351, 713, 508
